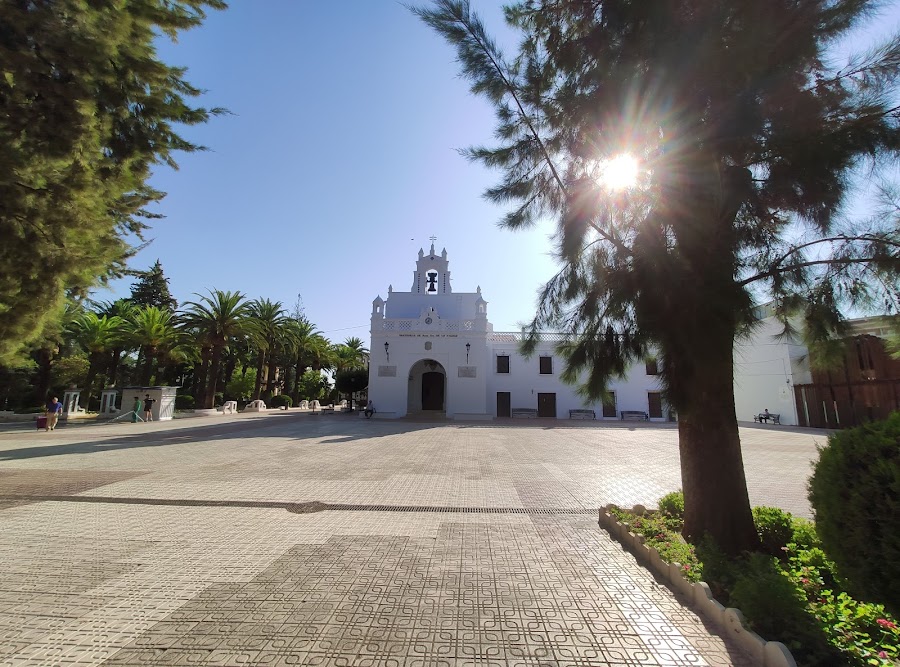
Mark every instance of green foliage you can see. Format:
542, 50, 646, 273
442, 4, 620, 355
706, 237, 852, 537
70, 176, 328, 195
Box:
129, 261, 178, 313
269, 394, 292, 408
752, 506, 796, 557
334, 369, 368, 396
608, 506, 702, 582
0, 0, 226, 364
729, 553, 842, 667
790, 518, 821, 552
809, 413, 900, 616
224, 370, 256, 402
174, 394, 194, 410
51, 354, 89, 389
298, 369, 328, 401
658, 490, 685, 519
415, 0, 900, 555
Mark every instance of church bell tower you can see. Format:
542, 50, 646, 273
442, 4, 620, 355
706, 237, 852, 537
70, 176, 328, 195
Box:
411, 243, 452, 295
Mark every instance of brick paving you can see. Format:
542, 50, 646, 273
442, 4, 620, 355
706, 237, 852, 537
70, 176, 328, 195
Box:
0, 413, 826, 666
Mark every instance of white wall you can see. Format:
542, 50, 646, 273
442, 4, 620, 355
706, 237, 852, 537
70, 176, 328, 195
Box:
485, 342, 667, 419
732, 318, 808, 425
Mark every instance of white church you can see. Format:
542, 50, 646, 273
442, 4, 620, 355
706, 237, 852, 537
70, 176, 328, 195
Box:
367, 244, 811, 423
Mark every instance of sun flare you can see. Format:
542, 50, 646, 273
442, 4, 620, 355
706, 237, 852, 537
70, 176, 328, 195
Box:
598, 153, 640, 190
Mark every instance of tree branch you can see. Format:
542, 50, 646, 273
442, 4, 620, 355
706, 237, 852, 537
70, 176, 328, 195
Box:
439, 1, 632, 257
739, 257, 890, 287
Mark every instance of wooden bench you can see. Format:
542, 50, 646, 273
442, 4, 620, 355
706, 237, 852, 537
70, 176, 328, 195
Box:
754, 413, 781, 424
512, 408, 538, 418
569, 409, 595, 420
620, 411, 649, 421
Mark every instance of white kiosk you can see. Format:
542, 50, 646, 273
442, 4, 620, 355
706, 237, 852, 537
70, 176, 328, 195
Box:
120, 386, 178, 422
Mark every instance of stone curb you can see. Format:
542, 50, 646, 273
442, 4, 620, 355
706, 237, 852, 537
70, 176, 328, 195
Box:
598, 505, 797, 667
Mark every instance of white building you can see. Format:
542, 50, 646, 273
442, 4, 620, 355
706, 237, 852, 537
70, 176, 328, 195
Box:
366, 244, 829, 424
368, 245, 671, 420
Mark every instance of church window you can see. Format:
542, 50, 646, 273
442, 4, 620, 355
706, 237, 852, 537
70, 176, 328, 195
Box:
496, 355, 509, 374
539, 356, 553, 374
645, 359, 659, 375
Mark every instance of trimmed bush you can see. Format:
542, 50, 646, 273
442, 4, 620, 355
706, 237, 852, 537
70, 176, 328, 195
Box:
752, 506, 795, 557
809, 412, 900, 616
658, 490, 684, 519
174, 394, 194, 410
269, 394, 292, 408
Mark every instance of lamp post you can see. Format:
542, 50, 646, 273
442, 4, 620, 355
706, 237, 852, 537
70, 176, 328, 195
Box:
384, 341, 390, 362
465, 342, 470, 363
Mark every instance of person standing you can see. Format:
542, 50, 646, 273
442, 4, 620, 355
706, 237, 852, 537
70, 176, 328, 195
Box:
143, 394, 155, 422
45, 396, 63, 431
131, 396, 142, 423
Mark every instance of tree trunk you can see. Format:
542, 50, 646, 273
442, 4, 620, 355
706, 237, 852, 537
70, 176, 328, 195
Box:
81, 356, 99, 409
109, 349, 122, 387
205, 345, 224, 409
265, 358, 278, 400
195, 348, 210, 408
252, 354, 265, 401
35, 347, 53, 400
141, 347, 155, 387
678, 330, 759, 556
292, 359, 304, 402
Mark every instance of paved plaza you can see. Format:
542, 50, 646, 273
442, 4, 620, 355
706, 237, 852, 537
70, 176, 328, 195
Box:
0, 413, 827, 666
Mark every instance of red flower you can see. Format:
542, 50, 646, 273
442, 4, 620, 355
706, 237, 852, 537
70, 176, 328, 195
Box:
876, 618, 897, 630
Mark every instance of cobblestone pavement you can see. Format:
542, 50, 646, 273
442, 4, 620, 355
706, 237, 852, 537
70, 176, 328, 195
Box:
0, 414, 826, 666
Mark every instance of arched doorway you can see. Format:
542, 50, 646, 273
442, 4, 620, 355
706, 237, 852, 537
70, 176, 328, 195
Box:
407, 359, 446, 413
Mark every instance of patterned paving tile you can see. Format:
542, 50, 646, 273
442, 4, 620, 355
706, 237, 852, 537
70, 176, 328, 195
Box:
0, 415, 825, 665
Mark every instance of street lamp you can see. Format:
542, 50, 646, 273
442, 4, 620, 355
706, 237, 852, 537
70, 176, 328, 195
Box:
384, 341, 390, 362
465, 342, 471, 363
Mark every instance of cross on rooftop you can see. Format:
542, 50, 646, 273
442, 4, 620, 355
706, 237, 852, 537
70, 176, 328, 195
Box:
429, 235, 437, 243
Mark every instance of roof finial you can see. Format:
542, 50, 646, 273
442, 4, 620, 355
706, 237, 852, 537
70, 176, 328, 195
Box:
429, 234, 437, 255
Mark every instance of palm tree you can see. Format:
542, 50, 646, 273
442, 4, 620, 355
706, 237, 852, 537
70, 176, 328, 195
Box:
247, 299, 289, 400
128, 306, 179, 386
181, 290, 251, 409
67, 312, 126, 408
93, 299, 136, 387
342, 336, 369, 367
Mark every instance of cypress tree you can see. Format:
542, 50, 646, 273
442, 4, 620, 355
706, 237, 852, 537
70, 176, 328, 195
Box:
0, 0, 226, 364
129, 260, 178, 313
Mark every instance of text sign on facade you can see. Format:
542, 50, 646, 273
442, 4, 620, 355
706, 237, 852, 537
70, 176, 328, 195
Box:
458, 366, 477, 378
378, 365, 397, 377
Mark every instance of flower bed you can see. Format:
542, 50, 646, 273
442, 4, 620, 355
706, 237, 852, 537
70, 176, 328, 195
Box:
600, 498, 900, 667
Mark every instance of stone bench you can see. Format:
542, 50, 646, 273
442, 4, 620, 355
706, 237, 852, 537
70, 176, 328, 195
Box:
221, 401, 237, 414
621, 410, 649, 421
512, 408, 538, 418
244, 400, 267, 413
569, 409, 595, 420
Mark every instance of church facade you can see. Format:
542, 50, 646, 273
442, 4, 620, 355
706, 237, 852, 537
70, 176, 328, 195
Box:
367, 245, 670, 420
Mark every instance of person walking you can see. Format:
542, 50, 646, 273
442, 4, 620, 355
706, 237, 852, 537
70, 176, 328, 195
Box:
143, 394, 155, 422
131, 396, 142, 423
45, 396, 63, 431
364, 400, 375, 419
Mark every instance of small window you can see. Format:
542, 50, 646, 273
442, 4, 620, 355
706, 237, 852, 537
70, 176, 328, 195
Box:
539, 356, 553, 374
645, 359, 659, 375
602, 392, 617, 418
496, 355, 510, 374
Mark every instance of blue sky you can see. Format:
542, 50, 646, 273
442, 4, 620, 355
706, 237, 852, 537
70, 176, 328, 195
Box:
103, 1, 556, 340
102, 1, 899, 341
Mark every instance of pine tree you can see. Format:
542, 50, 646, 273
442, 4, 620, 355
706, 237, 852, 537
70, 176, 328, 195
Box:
0, 0, 226, 365
129, 261, 178, 313
416, 0, 900, 554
